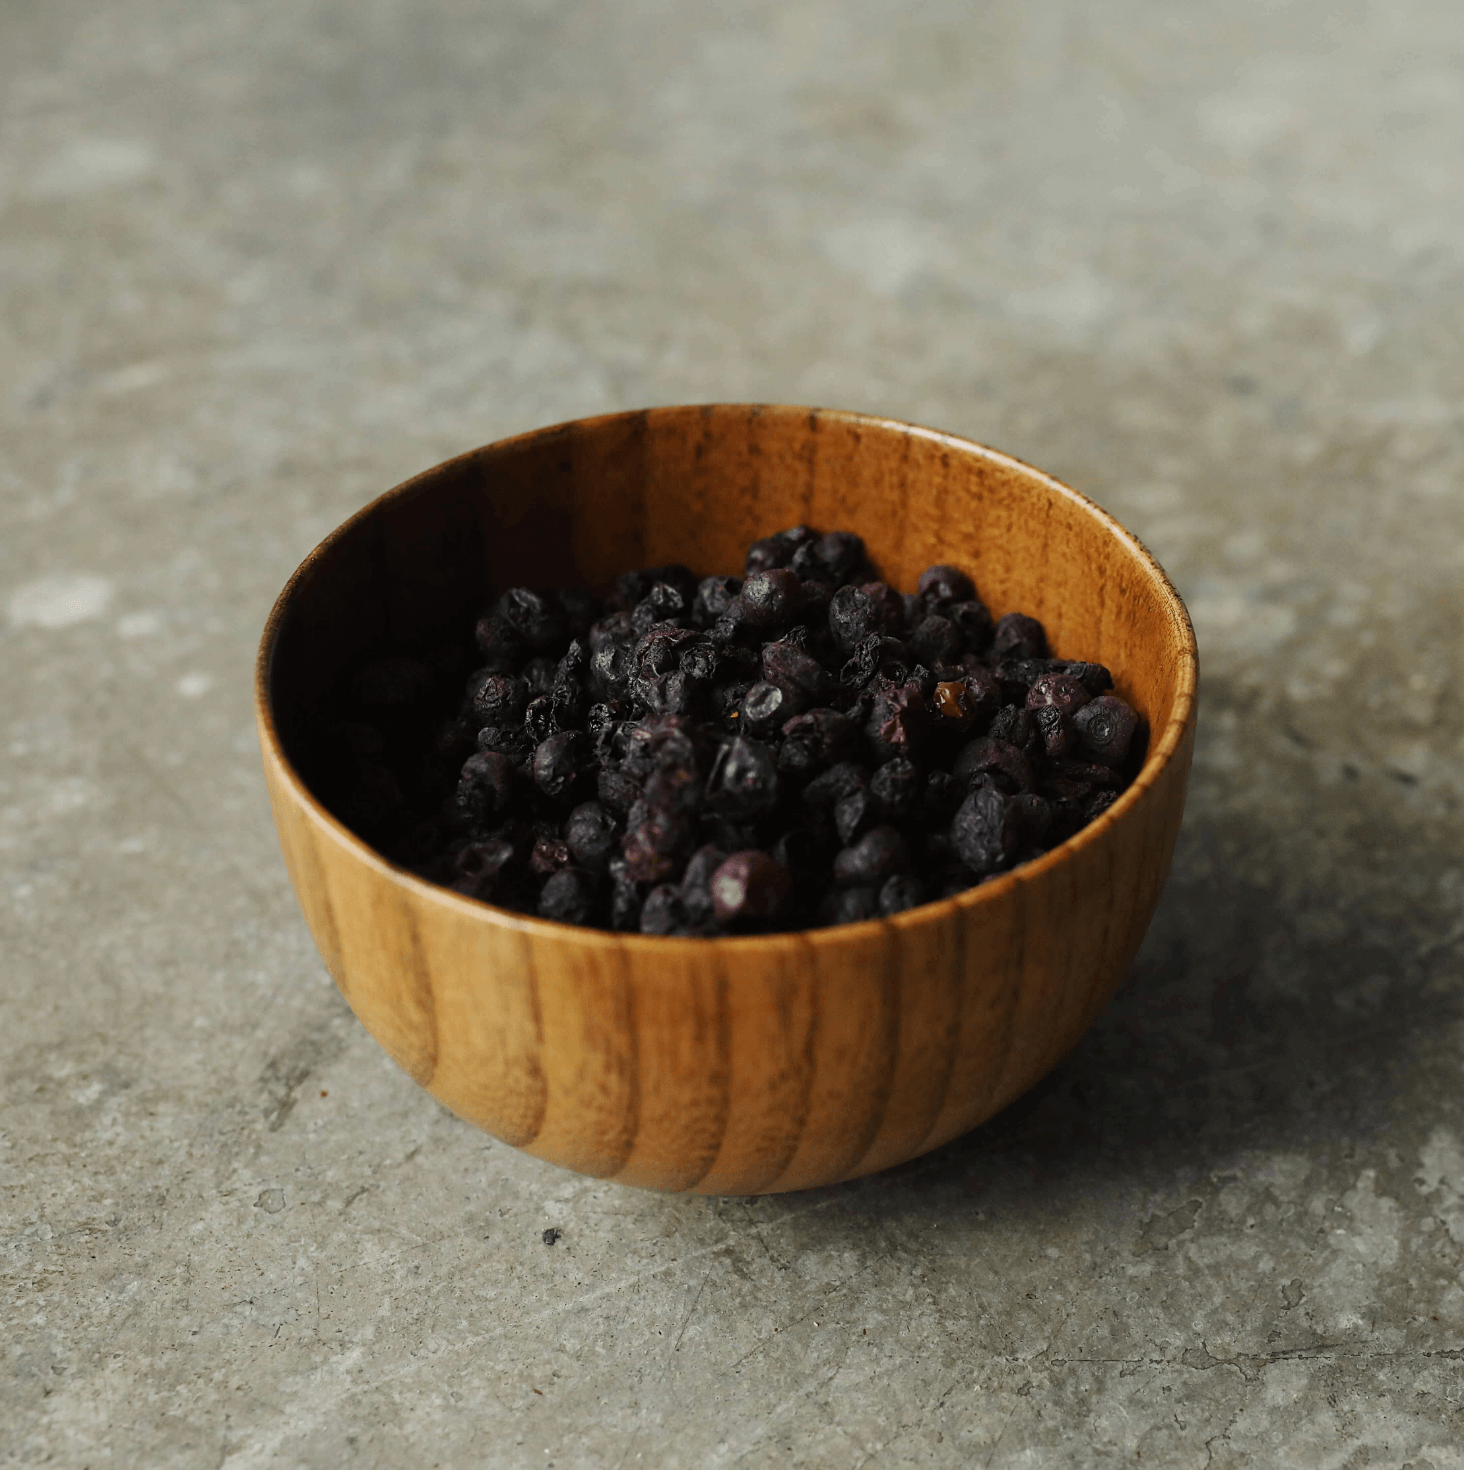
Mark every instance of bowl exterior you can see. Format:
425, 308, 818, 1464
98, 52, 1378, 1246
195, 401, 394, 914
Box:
257, 405, 1197, 1195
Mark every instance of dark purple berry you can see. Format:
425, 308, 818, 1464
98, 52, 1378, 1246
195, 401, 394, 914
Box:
524, 695, 555, 744
947, 600, 994, 653
476, 724, 534, 763
737, 680, 795, 735
693, 575, 742, 627
532, 731, 589, 801
706, 736, 781, 818
566, 801, 619, 872
523, 657, 558, 698
878, 873, 927, 916
777, 708, 860, 778
952, 736, 1033, 794
680, 843, 729, 923
917, 564, 976, 607
818, 886, 878, 926
1030, 703, 1074, 760
455, 750, 517, 823
993, 611, 1047, 661
495, 588, 567, 653
639, 883, 688, 934
951, 785, 1020, 874
710, 850, 792, 923
834, 787, 876, 845
738, 569, 803, 629
863, 679, 930, 762
1072, 695, 1140, 768
1084, 788, 1120, 822
452, 837, 517, 899
986, 705, 1033, 750
529, 832, 572, 875
801, 760, 868, 808
1025, 673, 1091, 718
470, 672, 528, 727
538, 869, 597, 925
833, 826, 910, 888
828, 582, 904, 653
762, 634, 840, 707
870, 757, 921, 820
910, 615, 962, 668
621, 806, 696, 883
597, 767, 642, 816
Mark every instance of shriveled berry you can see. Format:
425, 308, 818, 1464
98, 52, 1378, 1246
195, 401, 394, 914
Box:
878, 873, 926, 916
833, 826, 910, 888
610, 871, 645, 931
840, 634, 910, 690
864, 679, 930, 762
951, 785, 1020, 874
987, 705, 1033, 750
1030, 703, 1074, 760
523, 657, 558, 698
777, 708, 859, 777
801, 760, 868, 807
828, 582, 904, 652
566, 801, 619, 872
639, 883, 688, 934
455, 750, 517, 823
470, 672, 528, 727
793, 531, 867, 586
524, 695, 555, 743
910, 615, 962, 668
834, 787, 876, 845
1084, 789, 1120, 822
476, 724, 534, 764
737, 680, 795, 735
947, 600, 994, 652
738, 568, 803, 628
1056, 661, 1111, 696
1025, 672, 1091, 718
744, 534, 797, 575
953, 736, 1033, 793
762, 634, 839, 707
1072, 695, 1140, 767
706, 736, 781, 818
819, 886, 878, 926
538, 868, 597, 924
993, 611, 1047, 661
871, 757, 922, 819
529, 833, 571, 875
597, 767, 642, 816
917, 564, 976, 607
621, 807, 696, 883
710, 850, 792, 923
693, 575, 742, 627
533, 731, 589, 800
495, 587, 567, 652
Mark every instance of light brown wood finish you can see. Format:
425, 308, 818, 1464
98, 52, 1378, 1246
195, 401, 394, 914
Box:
256, 406, 1198, 1194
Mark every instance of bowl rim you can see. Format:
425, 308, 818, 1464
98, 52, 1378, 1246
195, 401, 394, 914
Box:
256, 403, 1198, 957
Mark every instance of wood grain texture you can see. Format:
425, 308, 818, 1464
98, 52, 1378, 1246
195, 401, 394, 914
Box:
256, 405, 1199, 1195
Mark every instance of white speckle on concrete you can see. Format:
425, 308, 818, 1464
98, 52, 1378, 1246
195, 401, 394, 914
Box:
7, 574, 114, 630
32, 139, 156, 197
176, 672, 213, 698
822, 217, 938, 297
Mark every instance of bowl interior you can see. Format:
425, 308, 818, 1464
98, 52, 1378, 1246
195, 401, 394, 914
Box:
266, 405, 1191, 808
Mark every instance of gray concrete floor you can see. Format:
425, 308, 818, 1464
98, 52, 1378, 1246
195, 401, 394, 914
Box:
3, 0, 1463, 1464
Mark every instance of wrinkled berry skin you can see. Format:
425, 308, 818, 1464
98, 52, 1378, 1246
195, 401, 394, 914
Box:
456, 750, 516, 823
533, 731, 589, 801
566, 801, 619, 872
707, 736, 781, 818
538, 868, 598, 924
993, 611, 1047, 661
693, 575, 742, 627
953, 736, 1033, 794
471, 672, 528, 728
709, 851, 792, 923
738, 569, 803, 629
878, 873, 926, 916
829, 582, 904, 653
951, 785, 1020, 874
496, 587, 567, 653
1025, 672, 1091, 718
833, 826, 910, 888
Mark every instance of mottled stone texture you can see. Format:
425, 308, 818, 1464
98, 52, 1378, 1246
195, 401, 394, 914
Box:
3, 0, 1463, 1464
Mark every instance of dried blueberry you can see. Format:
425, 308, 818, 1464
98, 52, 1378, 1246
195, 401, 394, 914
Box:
532, 731, 589, 801
917, 564, 976, 608
1025, 672, 1091, 718
871, 757, 922, 820
834, 787, 876, 845
951, 785, 1020, 874
470, 672, 528, 728
566, 801, 619, 872
878, 873, 927, 916
1072, 695, 1140, 768
738, 568, 804, 629
818, 886, 878, 926
706, 736, 781, 818
495, 588, 567, 653
910, 615, 963, 668
710, 851, 792, 923
639, 883, 689, 935
693, 575, 743, 627
833, 826, 910, 888
993, 611, 1047, 661
952, 736, 1033, 794
455, 750, 517, 823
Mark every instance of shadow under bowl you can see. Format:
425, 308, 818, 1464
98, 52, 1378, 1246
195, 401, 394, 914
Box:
256, 404, 1198, 1195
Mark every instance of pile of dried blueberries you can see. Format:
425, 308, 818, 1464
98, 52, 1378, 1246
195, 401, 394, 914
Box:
332, 525, 1142, 935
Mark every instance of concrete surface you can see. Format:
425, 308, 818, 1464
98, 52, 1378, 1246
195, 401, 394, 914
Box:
3, 0, 1463, 1464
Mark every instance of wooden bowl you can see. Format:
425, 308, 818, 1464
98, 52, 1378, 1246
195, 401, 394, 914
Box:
256, 405, 1197, 1195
